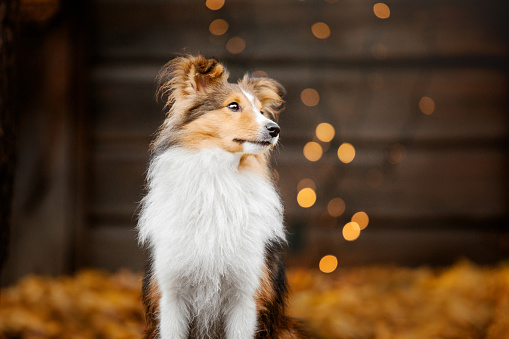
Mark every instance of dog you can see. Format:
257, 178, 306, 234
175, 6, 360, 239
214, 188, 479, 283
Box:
138, 55, 311, 338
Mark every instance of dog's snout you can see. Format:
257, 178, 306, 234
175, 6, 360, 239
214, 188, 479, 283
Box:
265, 122, 280, 138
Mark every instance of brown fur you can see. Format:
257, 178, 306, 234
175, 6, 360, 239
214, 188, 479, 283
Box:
142, 272, 161, 339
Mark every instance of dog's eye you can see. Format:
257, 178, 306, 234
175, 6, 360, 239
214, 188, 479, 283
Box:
227, 102, 241, 112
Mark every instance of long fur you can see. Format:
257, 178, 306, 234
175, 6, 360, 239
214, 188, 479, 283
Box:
138, 55, 312, 339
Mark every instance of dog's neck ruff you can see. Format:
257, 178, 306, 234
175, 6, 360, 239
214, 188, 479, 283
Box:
138, 146, 285, 275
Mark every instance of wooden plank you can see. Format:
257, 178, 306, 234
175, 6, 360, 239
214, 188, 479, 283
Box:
87, 145, 507, 228
84, 225, 505, 270
278, 147, 507, 219
286, 228, 505, 267
90, 65, 507, 142
90, 0, 508, 62
86, 226, 145, 271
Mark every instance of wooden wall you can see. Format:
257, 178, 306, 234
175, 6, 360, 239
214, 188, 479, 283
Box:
78, 0, 508, 270
5, 0, 508, 283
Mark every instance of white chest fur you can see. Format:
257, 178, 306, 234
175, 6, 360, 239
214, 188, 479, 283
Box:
138, 147, 285, 337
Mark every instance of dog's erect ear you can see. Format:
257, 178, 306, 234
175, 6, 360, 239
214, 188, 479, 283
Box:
157, 54, 229, 108
241, 75, 286, 121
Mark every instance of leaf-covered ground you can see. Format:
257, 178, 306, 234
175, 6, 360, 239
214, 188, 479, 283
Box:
1, 261, 508, 338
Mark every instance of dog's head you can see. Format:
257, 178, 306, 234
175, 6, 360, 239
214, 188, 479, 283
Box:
153, 55, 285, 156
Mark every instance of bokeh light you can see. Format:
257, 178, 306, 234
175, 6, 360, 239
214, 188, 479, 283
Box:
303, 142, 323, 162
387, 144, 406, 164
311, 22, 331, 39
371, 42, 388, 60
226, 37, 246, 54
337, 143, 355, 163
297, 178, 316, 191
205, 0, 225, 11
297, 188, 317, 208
373, 3, 390, 19
342, 222, 361, 241
327, 198, 345, 217
253, 70, 267, 77
351, 212, 369, 230
316, 123, 335, 142
301, 88, 320, 106
419, 96, 435, 115
319, 255, 338, 273
209, 19, 228, 35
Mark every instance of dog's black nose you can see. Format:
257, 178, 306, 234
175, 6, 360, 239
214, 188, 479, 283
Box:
265, 122, 280, 138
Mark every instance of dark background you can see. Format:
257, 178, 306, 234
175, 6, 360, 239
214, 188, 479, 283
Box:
2, 0, 508, 286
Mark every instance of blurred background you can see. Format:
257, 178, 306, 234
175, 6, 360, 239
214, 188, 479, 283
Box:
2, 0, 508, 284
1, 0, 509, 337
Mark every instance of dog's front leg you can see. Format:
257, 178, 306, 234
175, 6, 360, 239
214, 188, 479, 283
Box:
158, 288, 189, 339
224, 290, 258, 339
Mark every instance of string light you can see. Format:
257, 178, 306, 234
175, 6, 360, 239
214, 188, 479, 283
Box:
226, 37, 246, 54
419, 96, 435, 115
373, 3, 390, 19
351, 212, 369, 230
303, 142, 323, 162
297, 178, 316, 191
205, 0, 225, 10
301, 88, 320, 106
315, 123, 335, 142
209, 19, 228, 35
342, 222, 360, 241
319, 255, 338, 273
311, 22, 331, 39
327, 198, 345, 217
337, 143, 355, 163
297, 187, 317, 208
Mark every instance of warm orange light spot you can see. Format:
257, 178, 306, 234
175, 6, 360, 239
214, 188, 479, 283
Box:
209, 19, 228, 35
419, 96, 435, 115
311, 22, 331, 39
327, 198, 345, 217
319, 255, 338, 273
343, 222, 360, 241
303, 142, 323, 162
351, 212, 369, 230
206, 0, 225, 10
253, 70, 267, 77
297, 178, 316, 191
316, 123, 335, 142
301, 88, 320, 107
226, 37, 246, 54
387, 144, 406, 164
373, 3, 390, 19
297, 188, 317, 208
337, 143, 355, 163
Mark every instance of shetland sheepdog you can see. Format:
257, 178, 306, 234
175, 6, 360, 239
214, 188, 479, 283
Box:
138, 55, 311, 338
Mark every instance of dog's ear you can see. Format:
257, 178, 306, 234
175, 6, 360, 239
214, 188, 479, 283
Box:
157, 55, 229, 107
242, 75, 286, 121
